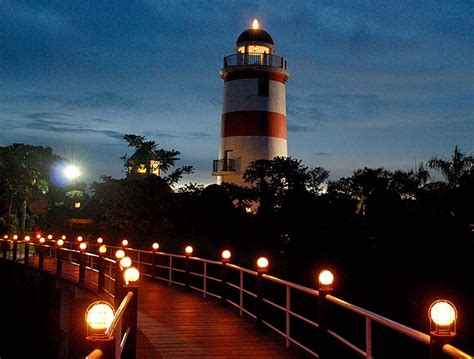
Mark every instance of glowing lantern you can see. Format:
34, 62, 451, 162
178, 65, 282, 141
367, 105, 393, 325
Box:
222, 250, 231, 261
429, 300, 457, 335
185, 246, 193, 256
256, 257, 269, 271
85, 301, 115, 331
124, 267, 140, 285
120, 256, 132, 269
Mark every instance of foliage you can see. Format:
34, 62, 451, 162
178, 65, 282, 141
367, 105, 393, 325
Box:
0, 144, 61, 232
90, 175, 175, 242
121, 134, 194, 187
428, 145, 473, 188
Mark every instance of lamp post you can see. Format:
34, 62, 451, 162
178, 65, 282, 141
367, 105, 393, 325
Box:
97, 245, 107, 293
23, 235, 30, 264
429, 299, 457, 359
221, 250, 231, 304
256, 257, 269, 328
317, 269, 334, 359
38, 237, 46, 269
122, 267, 140, 359
184, 246, 193, 291
151, 243, 159, 278
2, 235, 7, 259
56, 239, 64, 276
114, 249, 126, 306
12, 234, 18, 261
85, 301, 115, 359
79, 242, 87, 284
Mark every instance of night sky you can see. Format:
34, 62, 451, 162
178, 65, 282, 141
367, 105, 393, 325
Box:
1, 1, 472, 185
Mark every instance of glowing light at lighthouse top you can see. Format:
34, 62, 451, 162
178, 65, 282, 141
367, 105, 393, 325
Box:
252, 19, 259, 30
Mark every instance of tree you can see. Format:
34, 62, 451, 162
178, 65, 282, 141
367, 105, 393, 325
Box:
0, 144, 60, 233
428, 145, 473, 189
121, 134, 194, 187
90, 175, 174, 241
243, 156, 330, 213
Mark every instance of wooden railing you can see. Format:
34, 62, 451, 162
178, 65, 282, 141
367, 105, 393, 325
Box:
1, 237, 472, 359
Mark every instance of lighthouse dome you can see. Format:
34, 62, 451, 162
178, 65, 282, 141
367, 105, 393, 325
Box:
236, 29, 274, 47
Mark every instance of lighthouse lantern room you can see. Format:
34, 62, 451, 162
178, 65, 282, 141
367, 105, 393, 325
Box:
212, 19, 289, 186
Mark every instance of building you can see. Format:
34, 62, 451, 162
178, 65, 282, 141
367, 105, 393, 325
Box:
212, 19, 290, 186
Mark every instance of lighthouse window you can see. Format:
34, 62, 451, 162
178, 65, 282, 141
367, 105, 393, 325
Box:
258, 77, 269, 97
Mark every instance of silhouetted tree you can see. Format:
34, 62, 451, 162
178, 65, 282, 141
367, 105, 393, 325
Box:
121, 134, 194, 187
0, 144, 61, 233
428, 145, 473, 189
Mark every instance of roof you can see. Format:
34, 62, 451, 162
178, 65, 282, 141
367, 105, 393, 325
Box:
236, 29, 274, 46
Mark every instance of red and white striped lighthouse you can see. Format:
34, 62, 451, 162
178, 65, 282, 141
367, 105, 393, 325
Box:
212, 19, 289, 186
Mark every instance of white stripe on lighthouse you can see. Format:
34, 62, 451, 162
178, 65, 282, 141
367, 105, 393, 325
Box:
217, 135, 288, 186
222, 79, 286, 115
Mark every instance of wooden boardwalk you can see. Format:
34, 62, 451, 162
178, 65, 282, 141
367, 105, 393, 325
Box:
137, 278, 310, 358
25, 254, 311, 358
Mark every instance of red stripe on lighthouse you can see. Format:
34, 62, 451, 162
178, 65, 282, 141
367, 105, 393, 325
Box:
222, 70, 288, 83
221, 111, 287, 139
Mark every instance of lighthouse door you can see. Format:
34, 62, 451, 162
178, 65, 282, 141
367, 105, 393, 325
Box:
224, 150, 234, 171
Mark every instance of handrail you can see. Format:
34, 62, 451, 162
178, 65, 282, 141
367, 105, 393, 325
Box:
105, 291, 134, 337
0, 237, 472, 358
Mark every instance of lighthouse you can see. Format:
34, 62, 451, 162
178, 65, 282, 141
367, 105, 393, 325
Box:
212, 19, 289, 186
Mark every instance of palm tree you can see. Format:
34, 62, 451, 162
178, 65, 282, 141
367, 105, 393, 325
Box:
428, 146, 473, 188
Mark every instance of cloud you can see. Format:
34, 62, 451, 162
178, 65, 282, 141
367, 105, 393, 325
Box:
24, 112, 72, 120
69, 92, 137, 110
24, 116, 124, 140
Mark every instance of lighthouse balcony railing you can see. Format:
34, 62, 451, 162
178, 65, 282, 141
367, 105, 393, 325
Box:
213, 158, 236, 173
224, 53, 287, 70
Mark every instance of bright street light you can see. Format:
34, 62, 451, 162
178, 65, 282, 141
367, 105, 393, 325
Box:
64, 165, 80, 180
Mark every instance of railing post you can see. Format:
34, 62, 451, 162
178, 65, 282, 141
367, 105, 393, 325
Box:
184, 247, 193, 291
203, 261, 207, 298
256, 271, 265, 328
184, 255, 190, 290
168, 256, 172, 286
114, 261, 125, 306
221, 257, 229, 304
151, 244, 159, 278
366, 318, 373, 358
318, 290, 330, 358
79, 249, 87, 284
430, 335, 451, 359
98, 257, 105, 294
12, 239, 17, 261
121, 285, 138, 359
256, 257, 269, 328
24, 240, 30, 264
286, 286, 291, 348
2, 239, 7, 259
38, 244, 45, 269
239, 271, 244, 316
317, 270, 334, 359
56, 247, 63, 276
429, 300, 457, 359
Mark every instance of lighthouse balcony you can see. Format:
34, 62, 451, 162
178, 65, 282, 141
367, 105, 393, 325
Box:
223, 53, 287, 71
212, 158, 237, 176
